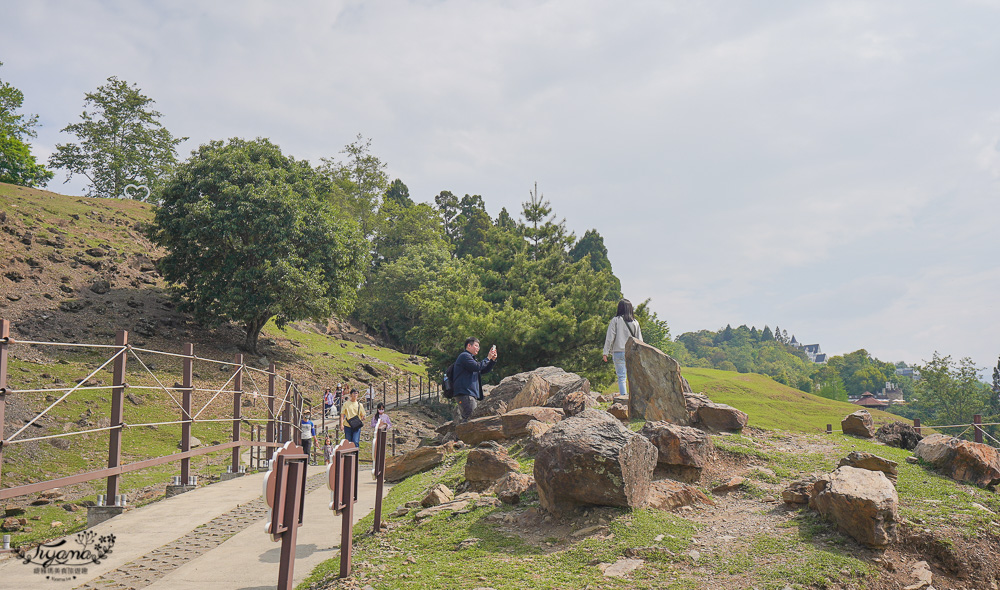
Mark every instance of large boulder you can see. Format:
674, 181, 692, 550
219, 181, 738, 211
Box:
809, 466, 899, 547
838, 451, 898, 484
639, 421, 714, 480
465, 441, 520, 483
455, 406, 563, 445
842, 410, 875, 438
683, 392, 748, 432
384, 442, 456, 482
507, 374, 552, 412
624, 339, 690, 425
533, 409, 658, 516
914, 433, 1000, 488
473, 367, 586, 418
875, 421, 923, 450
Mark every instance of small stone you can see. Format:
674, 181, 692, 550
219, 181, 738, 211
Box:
602, 558, 644, 577
653, 534, 664, 542
688, 549, 701, 562
51, 521, 64, 527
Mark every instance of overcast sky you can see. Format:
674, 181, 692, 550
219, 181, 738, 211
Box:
3, 0, 999, 374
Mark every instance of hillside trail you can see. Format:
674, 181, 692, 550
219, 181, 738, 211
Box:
0, 466, 389, 590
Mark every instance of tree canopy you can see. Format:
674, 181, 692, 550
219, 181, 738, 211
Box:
0, 62, 53, 187
151, 137, 367, 352
49, 77, 184, 200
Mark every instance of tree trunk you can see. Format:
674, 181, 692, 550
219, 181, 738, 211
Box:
243, 315, 270, 354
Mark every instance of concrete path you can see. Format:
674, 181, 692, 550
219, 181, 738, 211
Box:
0, 466, 388, 590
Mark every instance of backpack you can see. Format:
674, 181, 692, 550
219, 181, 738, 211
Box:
442, 362, 456, 399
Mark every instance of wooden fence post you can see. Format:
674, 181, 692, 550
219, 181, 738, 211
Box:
232, 354, 243, 473
268, 363, 276, 451
913, 418, 921, 435
107, 329, 128, 500
0, 319, 9, 488
974, 414, 983, 444
181, 342, 193, 483
284, 372, 293, 443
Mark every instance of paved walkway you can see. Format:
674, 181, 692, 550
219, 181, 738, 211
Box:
0, 466, 388, 590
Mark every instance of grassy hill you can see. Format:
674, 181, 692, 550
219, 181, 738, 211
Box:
684, 367, 901, 433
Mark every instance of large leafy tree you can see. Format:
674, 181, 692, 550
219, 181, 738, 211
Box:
912, 352, 991, 434
49, 77, 184, 200
0, 62, 53, 187
318, 134, 388, 237
151, 138, 367, 352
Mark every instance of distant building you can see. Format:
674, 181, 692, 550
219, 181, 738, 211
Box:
792, 342, 827, 364
895, 367, 921, 381
853, 392, 889, 409
877, 381, 905, 403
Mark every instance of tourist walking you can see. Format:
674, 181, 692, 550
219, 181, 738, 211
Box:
453, 337, 497, 423
340, 388, 366, 446
323, 388, 335, 417
602, 298, 643, 397
299, 410, 316, 464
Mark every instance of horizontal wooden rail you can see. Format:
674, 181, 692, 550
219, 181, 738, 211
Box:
0, 439, 282, 500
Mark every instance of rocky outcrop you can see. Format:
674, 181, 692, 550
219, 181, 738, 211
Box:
473, 367, 587, 418
639, 421, 713, 482
875, 421, 923, 450
914, 433, 1000, 488
533, 409, 657, 515
384, 442, 456, 482
646, 479, 715, 511
809, 466, 899, 547
544, 377, 592, 408
455, 406, 563, 446
838, 451, 898, 484
465, 441, 520, 483
842, 410, 875, 438
623, 339, 690, 425
496, 472, 535, 504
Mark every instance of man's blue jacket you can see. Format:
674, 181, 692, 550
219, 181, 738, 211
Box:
453, 350, 495, 400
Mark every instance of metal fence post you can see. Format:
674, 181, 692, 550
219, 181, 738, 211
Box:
232, 354, 243, 473
975, 414, 983, 444
408, 375, 411, 404
826, 424, 832, 435
913, 418, 921, 435
419, 376, 423, 402
181, 343, 193, 483
0, 319, 9, 488
283, 373, 293, 443
395, 378, 399, 408
107, 329, 128, 500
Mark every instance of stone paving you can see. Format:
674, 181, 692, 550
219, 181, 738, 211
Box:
75, 472, 328, 590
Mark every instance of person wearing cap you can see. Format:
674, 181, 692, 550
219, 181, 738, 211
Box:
299, 410, 316, 464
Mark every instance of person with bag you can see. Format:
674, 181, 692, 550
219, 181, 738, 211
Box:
453, 337, 497, 423
340, 388, 366, 446
323, 388, 335, 417
602, 298, 643, 397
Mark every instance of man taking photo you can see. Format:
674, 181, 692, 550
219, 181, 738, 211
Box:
453, 337, 497, 422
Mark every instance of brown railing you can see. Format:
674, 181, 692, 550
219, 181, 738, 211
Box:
0, 318, 443, 501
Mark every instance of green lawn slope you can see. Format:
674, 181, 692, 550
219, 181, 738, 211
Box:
685, 367, 901, 433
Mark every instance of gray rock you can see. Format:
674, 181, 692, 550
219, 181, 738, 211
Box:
624, 339, 690, 425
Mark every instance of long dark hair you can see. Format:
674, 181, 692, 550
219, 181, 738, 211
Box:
615, 299, 635, 323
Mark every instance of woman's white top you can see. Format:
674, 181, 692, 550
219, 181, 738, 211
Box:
602, 315, 643, 355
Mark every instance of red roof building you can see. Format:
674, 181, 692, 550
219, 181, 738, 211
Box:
853, 392, 889, 409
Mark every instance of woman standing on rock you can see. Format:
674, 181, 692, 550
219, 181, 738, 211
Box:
602, 298, 643, 397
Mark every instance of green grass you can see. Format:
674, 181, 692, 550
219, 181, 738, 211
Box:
685, 368, 901, 434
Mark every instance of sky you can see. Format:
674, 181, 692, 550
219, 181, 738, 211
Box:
2, 0, 999, 374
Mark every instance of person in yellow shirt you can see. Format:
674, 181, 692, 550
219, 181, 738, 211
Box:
340, 388, 366, 446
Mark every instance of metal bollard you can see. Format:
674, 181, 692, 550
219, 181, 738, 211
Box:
3, 534, 10, 550
97, 494, 105, 507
